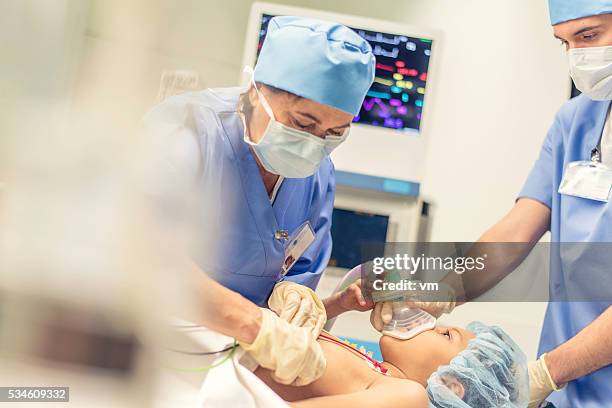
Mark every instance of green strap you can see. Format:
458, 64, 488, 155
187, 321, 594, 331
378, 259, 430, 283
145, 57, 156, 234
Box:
169, 341, 237, 373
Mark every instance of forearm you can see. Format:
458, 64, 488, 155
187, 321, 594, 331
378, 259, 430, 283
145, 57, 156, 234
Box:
322, 292, 347, 320
455, 241, 535, 303
440, 240, 535, 305
451, 199, 550, 303
191, 261, 262, 344
545, 306, 612, 385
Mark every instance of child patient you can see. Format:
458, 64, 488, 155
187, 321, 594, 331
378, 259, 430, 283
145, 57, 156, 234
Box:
254, 285, 528, 408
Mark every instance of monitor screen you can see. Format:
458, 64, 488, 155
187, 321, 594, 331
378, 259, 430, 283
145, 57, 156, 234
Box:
256, 14, 433, 134
329, 208, 389, 269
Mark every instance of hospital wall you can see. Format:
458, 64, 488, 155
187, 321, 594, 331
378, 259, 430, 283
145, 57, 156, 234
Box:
72, 0, 570, 359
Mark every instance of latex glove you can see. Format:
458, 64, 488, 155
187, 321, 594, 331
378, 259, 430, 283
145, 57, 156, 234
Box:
238, 308, 326, 386
528, 354, 565, 408
407, 299, 456, 319
370, 286, 456, 329
268, 281, 326, 337
405, 283, 457, 318
370, 301, 393, 332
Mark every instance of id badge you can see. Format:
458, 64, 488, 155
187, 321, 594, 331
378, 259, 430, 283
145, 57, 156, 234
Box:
558, 161, 612, 202
281, 222, 315, 276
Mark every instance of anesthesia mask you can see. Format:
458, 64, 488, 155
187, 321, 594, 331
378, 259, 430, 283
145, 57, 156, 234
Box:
382, 303, 436, 340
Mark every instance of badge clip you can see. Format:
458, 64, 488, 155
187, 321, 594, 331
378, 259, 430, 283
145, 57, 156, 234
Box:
275, 230, 289, 240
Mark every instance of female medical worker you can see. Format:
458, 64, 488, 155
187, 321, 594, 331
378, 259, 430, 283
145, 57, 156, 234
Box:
146, 16, 375, 386
370, 1, 612, 407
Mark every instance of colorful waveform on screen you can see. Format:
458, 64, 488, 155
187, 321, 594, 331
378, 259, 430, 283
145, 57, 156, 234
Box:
257, 15, 433, 134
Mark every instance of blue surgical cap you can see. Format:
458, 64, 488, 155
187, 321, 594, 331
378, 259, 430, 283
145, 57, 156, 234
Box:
427, 322, 529, 408
254, 16, 376, 116
549, 0, 612, 25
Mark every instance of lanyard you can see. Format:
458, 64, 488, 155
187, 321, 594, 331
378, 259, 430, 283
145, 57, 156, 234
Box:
592, 102, 612, 163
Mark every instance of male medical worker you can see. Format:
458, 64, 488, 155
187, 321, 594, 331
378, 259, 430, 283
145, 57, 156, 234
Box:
370, 1, 612, 407
145, 16, 375, 386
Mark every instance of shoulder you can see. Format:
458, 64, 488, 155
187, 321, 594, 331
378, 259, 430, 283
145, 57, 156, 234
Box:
143, 87, 245, 147
547, 95, 609, 151
371, 377, 428, 408
554, 94, 604, 128
143, 87, 243, 128
206, 87, 245, 112
143, 88, 242, 177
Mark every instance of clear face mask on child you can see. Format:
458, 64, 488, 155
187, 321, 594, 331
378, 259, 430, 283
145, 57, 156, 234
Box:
382, 303, 437, 340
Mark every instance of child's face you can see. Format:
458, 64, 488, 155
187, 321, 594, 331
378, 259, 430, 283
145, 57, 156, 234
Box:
379, 326, 475, 386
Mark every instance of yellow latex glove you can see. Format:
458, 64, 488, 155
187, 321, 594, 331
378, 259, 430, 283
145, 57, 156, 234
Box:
238, 308, 326, 386
528, 354, 565, 408
268, 281, 326, 337
407, 298, 456, 318
406, 283, 457, 318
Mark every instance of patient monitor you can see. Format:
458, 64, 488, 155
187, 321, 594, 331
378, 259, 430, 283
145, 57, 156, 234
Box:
328, 170, 431, 276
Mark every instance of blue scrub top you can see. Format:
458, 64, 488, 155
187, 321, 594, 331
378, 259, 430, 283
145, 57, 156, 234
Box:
519, 95, 612, 407
145, 87, 335, 306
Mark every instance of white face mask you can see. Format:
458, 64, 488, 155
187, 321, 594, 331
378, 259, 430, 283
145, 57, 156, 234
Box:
569, 45, 612, 101
242, 67, 349, 178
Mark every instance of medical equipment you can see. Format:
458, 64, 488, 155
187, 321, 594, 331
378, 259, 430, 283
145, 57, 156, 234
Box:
381, 304, 436, 340
397, 281, 458, 319
367, 274, 439, 340
329, 207, 390, 269
242, 2, 442, 188
323, 264, 436, 342
328, 171, 432, 272
247, 10, 433, 133
427, 321, 529, 408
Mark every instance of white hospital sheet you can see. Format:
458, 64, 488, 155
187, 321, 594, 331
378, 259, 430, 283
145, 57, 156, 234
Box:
154, 320, 288, 408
